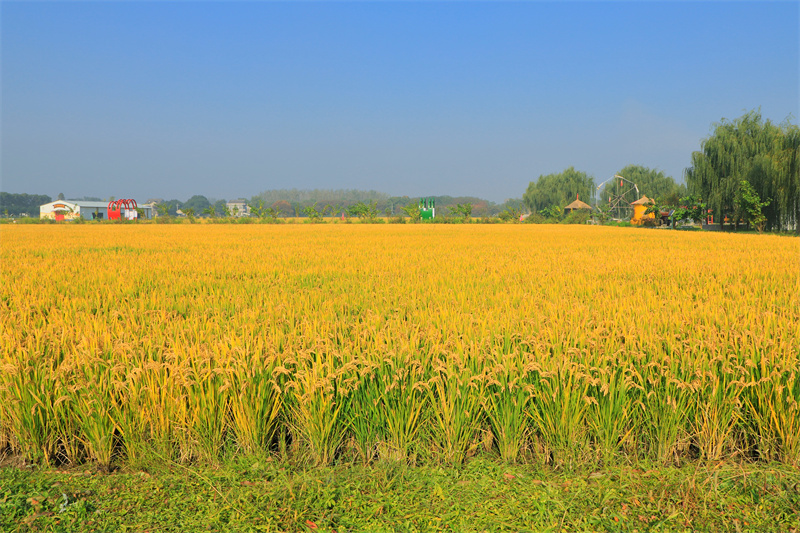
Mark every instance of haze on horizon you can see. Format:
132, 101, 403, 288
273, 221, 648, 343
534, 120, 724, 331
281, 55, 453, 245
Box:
2, 1, 797, 203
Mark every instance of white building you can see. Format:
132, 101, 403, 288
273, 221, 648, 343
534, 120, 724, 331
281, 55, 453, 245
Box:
226, 199, 250, 217
40, 200, 153, 221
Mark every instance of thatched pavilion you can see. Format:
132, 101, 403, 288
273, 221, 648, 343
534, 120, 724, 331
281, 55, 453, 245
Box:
564, 194, 593, 214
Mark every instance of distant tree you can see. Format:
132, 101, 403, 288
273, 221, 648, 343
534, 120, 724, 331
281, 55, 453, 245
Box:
302, 202, 324, 223
329, 203, 345, 218
540, 205, 563, 220
448, 203, 473, 222
251, 199, 266, 219
0, 193, 52, 216
400, 202, 421, 222
348, 201, 380, 222
606, 165, 686, 206
214, 199, 227, 217
265, 207, 281, 222
457, 204, 469, 221
735, 180, 770, 232
472, 201, 490, 218
271, 200, 292, 218
644, 198, 667, 226
523, 167, 595, 213
182, 195, 211, 213
496, 198, 524, 216
252, 188, 390, 208
498, 206, 522, 222
671, 194, 706, 227
561, 209, 591, 225
57, 192, 65, 200
686, 110, 800, 231
162, 199, 182, 216
594, 203, 612, 224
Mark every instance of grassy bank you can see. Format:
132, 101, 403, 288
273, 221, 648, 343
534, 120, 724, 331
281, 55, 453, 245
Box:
2, 458, 799, 532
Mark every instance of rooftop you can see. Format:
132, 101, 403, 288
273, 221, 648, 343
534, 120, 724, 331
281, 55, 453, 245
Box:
564, 198, 593, 210
631, 195, 654, 206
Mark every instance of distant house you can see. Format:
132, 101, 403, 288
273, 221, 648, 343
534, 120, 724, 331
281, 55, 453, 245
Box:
226, 199, 250, 217
40, 200, 83, 221
40, 200, 153, 221
140, 202, 159, 216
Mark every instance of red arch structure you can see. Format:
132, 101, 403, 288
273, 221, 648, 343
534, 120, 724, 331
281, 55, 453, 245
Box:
107, 199, 138, 220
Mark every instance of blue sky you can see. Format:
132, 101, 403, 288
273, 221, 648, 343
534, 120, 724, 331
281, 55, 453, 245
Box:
2, 1, 798, 203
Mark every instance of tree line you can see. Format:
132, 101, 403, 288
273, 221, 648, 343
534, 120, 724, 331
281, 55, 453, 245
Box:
5, 111, 797, 230
147, 193, 523, 219
521, 165, 686, 216
0, 193, 52, 217
519, 110, 798, 232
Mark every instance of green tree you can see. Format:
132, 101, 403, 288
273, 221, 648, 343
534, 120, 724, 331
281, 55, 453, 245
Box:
265, 207, 280, 222
162, 199, 182, 216
670, 194, 707, 227
735, 180, 770, 232
446, 203, 472, 222
606, 165, 686, 206
156, 203, 170, 218
456, 203, 472, 222
302, 202, 324, 223
523, 167, 595, 213
400, 202, 421, 223
0, 193, 52, 216
686, 110, 799, 231
183, 195, 211, 213
644, 198, 666, 226
498, 206, 522, 222
251, 199, 266, 219
540, 205, 563, 220
214, 199, 227, 218
271, 200, 292, 218
594, 203, 611, 225
561, 209, 591, 225
348, 201, 380, 222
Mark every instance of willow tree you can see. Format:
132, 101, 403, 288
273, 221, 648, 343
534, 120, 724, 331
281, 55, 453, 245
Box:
686, 110, 800, 231
602, 165, 686, 206
523, 167, 595, 213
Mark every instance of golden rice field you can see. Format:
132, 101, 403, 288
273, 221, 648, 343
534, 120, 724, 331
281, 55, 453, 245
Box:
1, 224, 798, 469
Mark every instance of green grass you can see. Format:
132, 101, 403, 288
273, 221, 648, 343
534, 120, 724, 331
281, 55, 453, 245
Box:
2, 457, 798, 532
